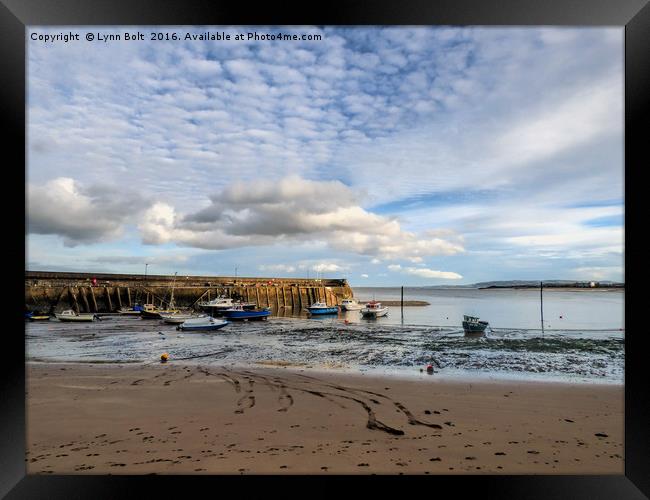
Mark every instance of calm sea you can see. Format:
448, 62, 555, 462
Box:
26, 287, 624, 384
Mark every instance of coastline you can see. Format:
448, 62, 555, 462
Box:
27, 361, 623, 475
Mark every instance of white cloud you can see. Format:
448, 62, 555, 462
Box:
137, 176, 464, 261
27, 177, 148, 246
259, 264, 297, 274
387, 263, 462, 280
572, 266, 623, 281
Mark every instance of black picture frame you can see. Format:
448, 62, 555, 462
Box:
3, 0, 648, 497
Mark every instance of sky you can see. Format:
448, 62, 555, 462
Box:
26, 27, 624, 286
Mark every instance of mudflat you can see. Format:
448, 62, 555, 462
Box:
26, 362, 623, 474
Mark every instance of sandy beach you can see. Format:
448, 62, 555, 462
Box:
26, 362, 623, 475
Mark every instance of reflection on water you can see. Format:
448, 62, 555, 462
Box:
26, 288, 624, 384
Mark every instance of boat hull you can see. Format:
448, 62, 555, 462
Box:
361, 309, 388, 318
307, 307, 339, 315
340, 305, 362, 311
179, 320, 229, 331
223, 309, 271, 321
29, 315, 51, 321
462, 321, 489, 335
161, 314, 201, 325
56, 314, 96, 322
118, 309, 142, 316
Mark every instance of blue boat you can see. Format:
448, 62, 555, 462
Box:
306, 302, 339, 315
223, 304, 271, 321
178, 316, 229, 331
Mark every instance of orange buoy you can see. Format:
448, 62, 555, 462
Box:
160, 353, 169, 363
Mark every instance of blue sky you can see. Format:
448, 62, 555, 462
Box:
26, 27, 624, 285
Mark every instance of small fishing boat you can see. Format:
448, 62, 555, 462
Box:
160, 312, 206, 325
306, 301, 339, 315
340, 299, 363, 311
223, 303, 271, 321
28, 312, 51, 321
55, 309, 97, 322
118, 305, 143, 316
361, 301, 388, 318
178, 316, 229, 331
198, 296, 257, 315
140, 303, 181, 319
462, 315, 489, 335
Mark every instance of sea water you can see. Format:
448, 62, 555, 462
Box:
25, 288, 624, 384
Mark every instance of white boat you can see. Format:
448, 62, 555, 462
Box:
306, 301, 339, 315
178, 316, 229, 331
118, 307, 142, 316
160, 312, 206, 325
197, 296, 236, 314
55, 309, 97, 322
198, 296, 257, 314
340, 299, 363, 311
361, 301, 388, 318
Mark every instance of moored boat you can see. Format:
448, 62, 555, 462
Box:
340, 299, 363, 311
160, 312, 205, 325
55, 309, 97, 322
118, 304, 144, 315
198, 296, 257, 315
306, 301, 339, 315
223, 303, 271, 321
140, 303, 181, 319
462, 315, 489, 335
29, 313, 51, 321
178, 316, 229, 331
361, 301, 388, 318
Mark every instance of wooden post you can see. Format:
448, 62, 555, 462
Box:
255, 287, 260, 306
89, 286, 98, 312
275, 287, 280, 309
68, 287, 80, 314
79, 287, 90, 313
401, 286, 404, 317
105, 287, 113, 311
282, 287, 288, 307
126, 287, 132, 307
539, 281, 544, 338
116, 287, 123, 309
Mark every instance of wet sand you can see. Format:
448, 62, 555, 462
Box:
26, 362, 623, 474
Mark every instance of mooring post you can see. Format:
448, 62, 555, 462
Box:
105, 287, 113, 311
126, 287, 132, 307
79, 287, 90, 313
401, 286, 404, 316
89, 286, 98, 312
539, 281, 544, 338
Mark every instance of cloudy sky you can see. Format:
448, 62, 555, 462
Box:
26, 27, 624, 285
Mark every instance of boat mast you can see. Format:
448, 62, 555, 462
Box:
170, 272, 178, 308
539, 281, 544, 338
